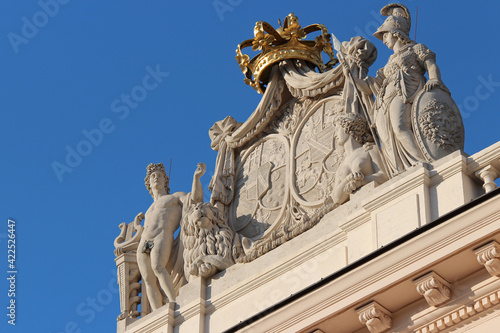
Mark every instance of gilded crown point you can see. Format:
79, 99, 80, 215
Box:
236, 14, 338, 94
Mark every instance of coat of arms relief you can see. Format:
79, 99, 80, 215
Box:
114, 4, 465, 318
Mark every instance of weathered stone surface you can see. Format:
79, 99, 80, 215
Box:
475, 241, 500, 277
113, 5, 481, 330
414, 271, 452, 307
356, 301, 392, 333
181, 202, 234, 279
136, 162, 205, 311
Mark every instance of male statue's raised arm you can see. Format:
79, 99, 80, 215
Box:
191, 163, 206, 204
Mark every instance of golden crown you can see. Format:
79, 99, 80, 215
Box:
236, 13, 338, 94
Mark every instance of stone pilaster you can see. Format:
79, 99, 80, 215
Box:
115, 252, 142, 320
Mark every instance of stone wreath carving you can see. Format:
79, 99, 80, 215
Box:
418, 99, 464, 152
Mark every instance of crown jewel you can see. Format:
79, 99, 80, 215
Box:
236, 13, 338, 94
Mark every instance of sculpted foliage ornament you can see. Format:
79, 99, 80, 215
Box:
252, 21, 275, 51
413, 93, 465, 161
114, 4, 467, 321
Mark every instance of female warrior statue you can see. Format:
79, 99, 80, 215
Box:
350, 4, 450, 176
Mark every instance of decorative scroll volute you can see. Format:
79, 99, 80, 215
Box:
114, 214, 145, 320
414, 271, 451, 307
475, 241, 500, 277
356, 301, 392, 333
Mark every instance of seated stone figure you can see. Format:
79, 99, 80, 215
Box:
332, 113, 388, 205
136, 162, 205, 311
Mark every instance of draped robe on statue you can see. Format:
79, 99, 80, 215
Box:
365, 42, 436, 176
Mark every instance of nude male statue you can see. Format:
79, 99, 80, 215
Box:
136, 162, 205, 310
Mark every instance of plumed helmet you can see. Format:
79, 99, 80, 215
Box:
373, 3, 411, 41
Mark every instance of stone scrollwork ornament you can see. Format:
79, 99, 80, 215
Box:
413, 271, 451, 307
114, 6, 469, 321
356, 301, 393, 333
114, 214, 145, 320
475, 241, 500, 277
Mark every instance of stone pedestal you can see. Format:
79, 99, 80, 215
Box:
116, 142, 500, 333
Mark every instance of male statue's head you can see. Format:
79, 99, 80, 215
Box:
334, 113, 374, 146
145, 163, 170, 197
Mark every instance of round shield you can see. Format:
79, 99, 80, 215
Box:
412, 88, 465, 162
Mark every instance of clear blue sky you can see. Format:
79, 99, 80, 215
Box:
1, 1, 499, 332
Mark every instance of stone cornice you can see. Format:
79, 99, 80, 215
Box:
174, 300, 206, 326
126, 302, 173, 333
466, 140, 500, 174
239, 194, 500, 332
414, 288, 500, 333
361, 165, 430, 212
205, 230, 346, 315
428, 153, 468, 187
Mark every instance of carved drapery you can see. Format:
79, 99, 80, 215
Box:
209, 116, 240, 215
209, 39, 386, 264
279, 59, 344, 98
340, 37, 377, 117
